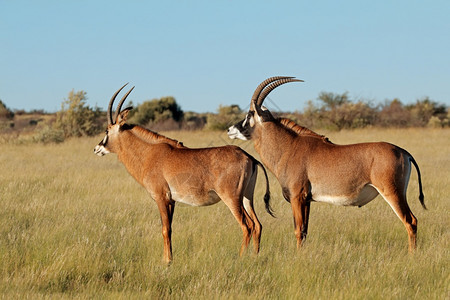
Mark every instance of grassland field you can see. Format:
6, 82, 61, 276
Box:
0, 128, 449, 299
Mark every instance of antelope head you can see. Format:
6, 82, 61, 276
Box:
94, 83, 135, 156
227, 76, 303, 140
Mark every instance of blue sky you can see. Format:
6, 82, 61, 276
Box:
1, 1, 449, 113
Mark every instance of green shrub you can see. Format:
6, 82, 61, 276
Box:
0, 100, 14, 120
205, 105, 244, 130
32, 126, 65, 144
128, 96, 183, 126
54, 90, 103, 138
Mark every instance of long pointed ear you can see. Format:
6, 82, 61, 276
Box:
117, 107, 133, 126
252, 104, 263, 124
254, 104, 275, 123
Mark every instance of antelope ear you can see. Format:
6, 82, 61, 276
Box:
254, 104, 274, 123
249, 114, 256, 127
253, 104, 264, 123
117, 107, 133, 126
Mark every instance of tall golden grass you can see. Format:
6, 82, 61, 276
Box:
0, 128, 448, 298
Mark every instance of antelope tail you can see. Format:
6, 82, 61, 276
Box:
255, 159, 275, 218
410, 155, 426, 210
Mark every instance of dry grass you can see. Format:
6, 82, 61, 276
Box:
0, 128, 449, 299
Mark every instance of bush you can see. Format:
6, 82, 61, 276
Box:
54, 90, 103, 138
205, 105, 244, 130
0, 100, 14, 120
33, 126, 65, 144
128, 97, 183, 127
298, 92, 376, 130
293, 93, 449, 130
182, 112, 207, 130
375, 99, 411, 127
407, 97, 447, 127
427, 116, 442, 128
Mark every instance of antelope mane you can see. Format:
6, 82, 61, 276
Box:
126, 124, 185, 148
277, 118, 332, 144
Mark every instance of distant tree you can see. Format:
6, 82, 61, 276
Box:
182, 111, 207, 130
407, 97, 447, 127
128, 96, 183, 127
318, 91, 350, 109
54, 90, 103, 138
294, 100, 320, 129
376, 98, 411, 127
307, 92, 376, 130
0, 100, 14, 120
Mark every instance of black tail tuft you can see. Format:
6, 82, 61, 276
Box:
264, 191, 276, 218
419, 192, 426, 210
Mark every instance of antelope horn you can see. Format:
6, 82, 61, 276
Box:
251, 76, 294, 105
256, 78, 304, 107
114, 86, 135, 122
108, 83, 129, 125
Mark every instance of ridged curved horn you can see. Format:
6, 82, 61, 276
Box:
114, 86, 135, 122
108, 83, 129, 125
251, 76, 294, 105
256, 78, 304, 107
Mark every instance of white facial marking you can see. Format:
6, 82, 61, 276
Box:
94, 144, 110, 156
94, 134, 111, 156
227, 125, 248, 140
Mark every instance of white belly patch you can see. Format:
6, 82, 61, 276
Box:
170, 186, 221, 207
312, 184, 379, 206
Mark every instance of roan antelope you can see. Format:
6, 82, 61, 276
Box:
228, 76, 426, 252
94, 84, 273, 264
